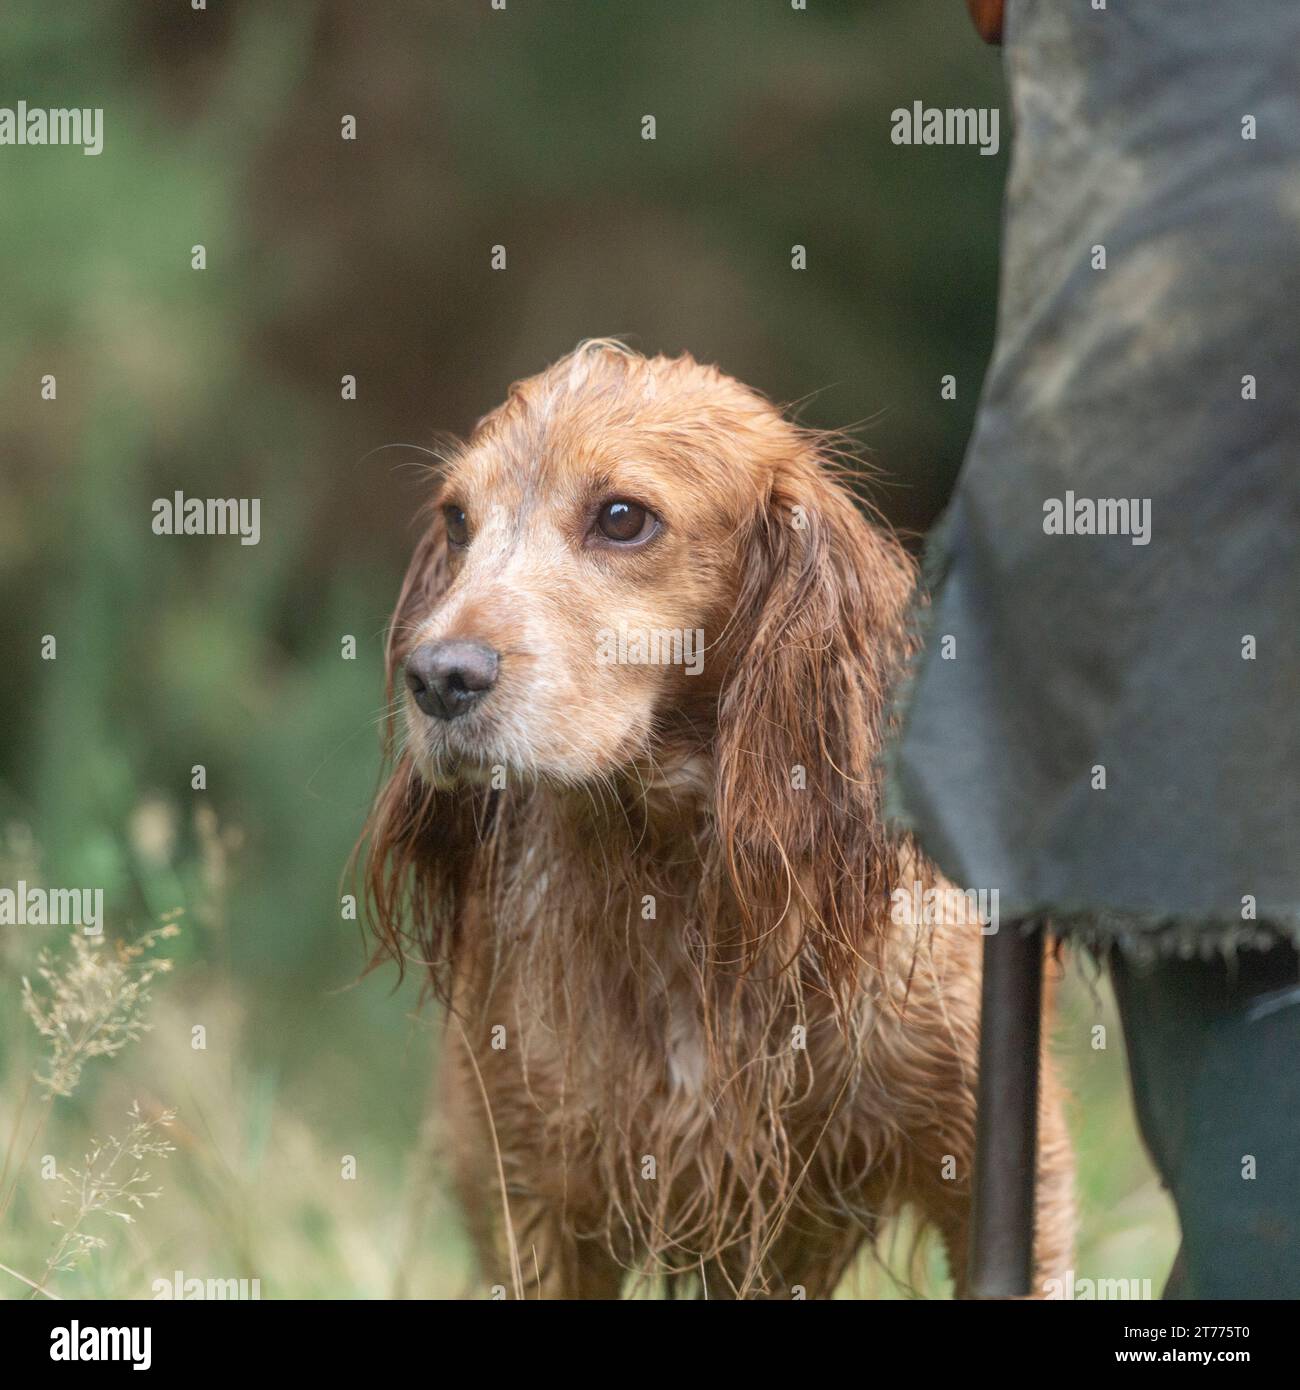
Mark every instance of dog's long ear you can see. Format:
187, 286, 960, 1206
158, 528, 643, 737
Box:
360, 501, 477, 997
715, 447, 915, 1003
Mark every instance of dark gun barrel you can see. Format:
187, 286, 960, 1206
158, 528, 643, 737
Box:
968, 919, 1043, 1297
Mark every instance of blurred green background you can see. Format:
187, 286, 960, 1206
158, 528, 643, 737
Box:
0, 0, 1175, 1298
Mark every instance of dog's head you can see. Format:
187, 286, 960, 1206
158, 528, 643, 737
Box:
365, 341, 915, 991
390, 342, 749, 785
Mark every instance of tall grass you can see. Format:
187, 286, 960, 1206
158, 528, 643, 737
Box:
2, 920, 178, 1298
1, 812, 470, 1300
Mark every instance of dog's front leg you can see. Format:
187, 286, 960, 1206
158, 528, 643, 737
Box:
439, 1020, 627, 1299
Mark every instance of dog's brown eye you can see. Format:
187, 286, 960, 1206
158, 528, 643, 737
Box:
443, 505, 469, 547
595, 499, 656, 545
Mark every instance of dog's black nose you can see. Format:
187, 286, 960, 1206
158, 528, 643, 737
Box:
405, 639, 499, 720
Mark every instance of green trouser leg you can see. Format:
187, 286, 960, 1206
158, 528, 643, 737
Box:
1110, 941, 1300, 1299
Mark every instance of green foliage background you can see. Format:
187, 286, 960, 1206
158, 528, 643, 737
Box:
0, 0, 1174, 1297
